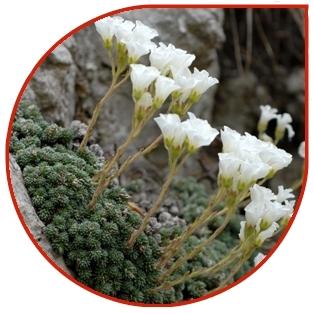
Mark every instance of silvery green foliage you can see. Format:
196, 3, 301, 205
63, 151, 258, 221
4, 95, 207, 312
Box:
10, 102, 176, 303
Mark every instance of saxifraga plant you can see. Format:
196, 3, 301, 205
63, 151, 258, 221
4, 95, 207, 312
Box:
11, 103, 240, 303
10, 15, 305, 304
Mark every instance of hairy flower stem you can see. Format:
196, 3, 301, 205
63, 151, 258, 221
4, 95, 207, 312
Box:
128, 156, 188, 248
160, 207, 235, 281
216, 251, 252, 289
89, 130, 135, 208
96, 135, 163, 189
157, 189, 225, 269
101, 108, 191, 186
152, 245, 242, 292
117, 135, 163, 176
79, 71, 130, 151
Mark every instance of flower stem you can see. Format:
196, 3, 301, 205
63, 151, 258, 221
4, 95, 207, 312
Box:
157, 189, 225, 269
79, 80, 116, 151
117, 135, 163, 176
152, 245, 242, 292
79, 71, 130, 152
89, 129, 135, 208
160, 207, 234, 281
128, 156, 187, 248
93, 135, 162, 191
216, 252, 251, 289
101, 104, 192, 183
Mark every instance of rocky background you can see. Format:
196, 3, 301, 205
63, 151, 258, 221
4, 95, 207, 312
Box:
12, 8, 305, 271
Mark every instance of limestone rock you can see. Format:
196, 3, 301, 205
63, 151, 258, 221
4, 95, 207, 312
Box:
9, 154, 71, 275
22, 45, 77, 127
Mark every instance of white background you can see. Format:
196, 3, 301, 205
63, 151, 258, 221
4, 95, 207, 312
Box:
0, 0, 312, 312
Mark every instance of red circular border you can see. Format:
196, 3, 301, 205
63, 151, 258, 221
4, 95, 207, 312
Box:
5, 3, 309, 308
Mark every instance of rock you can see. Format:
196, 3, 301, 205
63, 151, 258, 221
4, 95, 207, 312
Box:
22, 44, 77, 127
213, 72, 270, 132
21, 8, 225, 150
70, 120, 88, 140
158, 212, 172, 223
89, 144, 104, 158
9, 154, 72, 275
23, 45, 77, 127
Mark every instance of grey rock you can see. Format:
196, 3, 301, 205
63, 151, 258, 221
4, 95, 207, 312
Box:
70, 120, 88, 140
22, 44, 77, 127
9, 154, 72, 275
89, 144, 104, 158
158, 212, 172, 223
213, 72, 271, 133
169, 205, 179, 216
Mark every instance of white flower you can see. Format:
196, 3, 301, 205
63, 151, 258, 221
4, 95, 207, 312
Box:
114, 20, 135, 42
254, 252, 266, 266
276, 113, 295, 140
240, 184, 294, 245
113, 19, 158, 62
220, 127, 292, 174
245, 185, 275, 226
220, 126, 242, 153
245, 184, 294, 227
172, 67, 197, 103
154, 113, 186, 149
132, 20, 158, 41
124, 40, 156, 62
262, 201, 292, 225
239, 219, 278, 245
298, 141, 305, 158
256, 222, 279, 244
258, 145, 292, 172
171, 67, 218, 105
191, 68, 219, 95
251, 184, 276, 203
137, 92, 153, 109
95, 16, 124, 43
258, 105, 278, 134
149, 43, 195, 75
182, 112, 219, 151
149, 43, 174, 75
170, 48, 196, 75
276, 186, 294, 203
154, 76, 180, 106
130, 64, 160, 96
218, 152, 270, 192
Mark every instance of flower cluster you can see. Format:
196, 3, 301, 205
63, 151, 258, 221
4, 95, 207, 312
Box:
154, 112, 218, 165
130, 59, 218, 128
170, 67, 219, 115
150, 43, 219, 111
95, 16, 158, 63
239, 184, 295, 246
218, 127, 292, 193
130, 64, 179, 108
258, 105, 295, 143
95, 16, 219, 143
